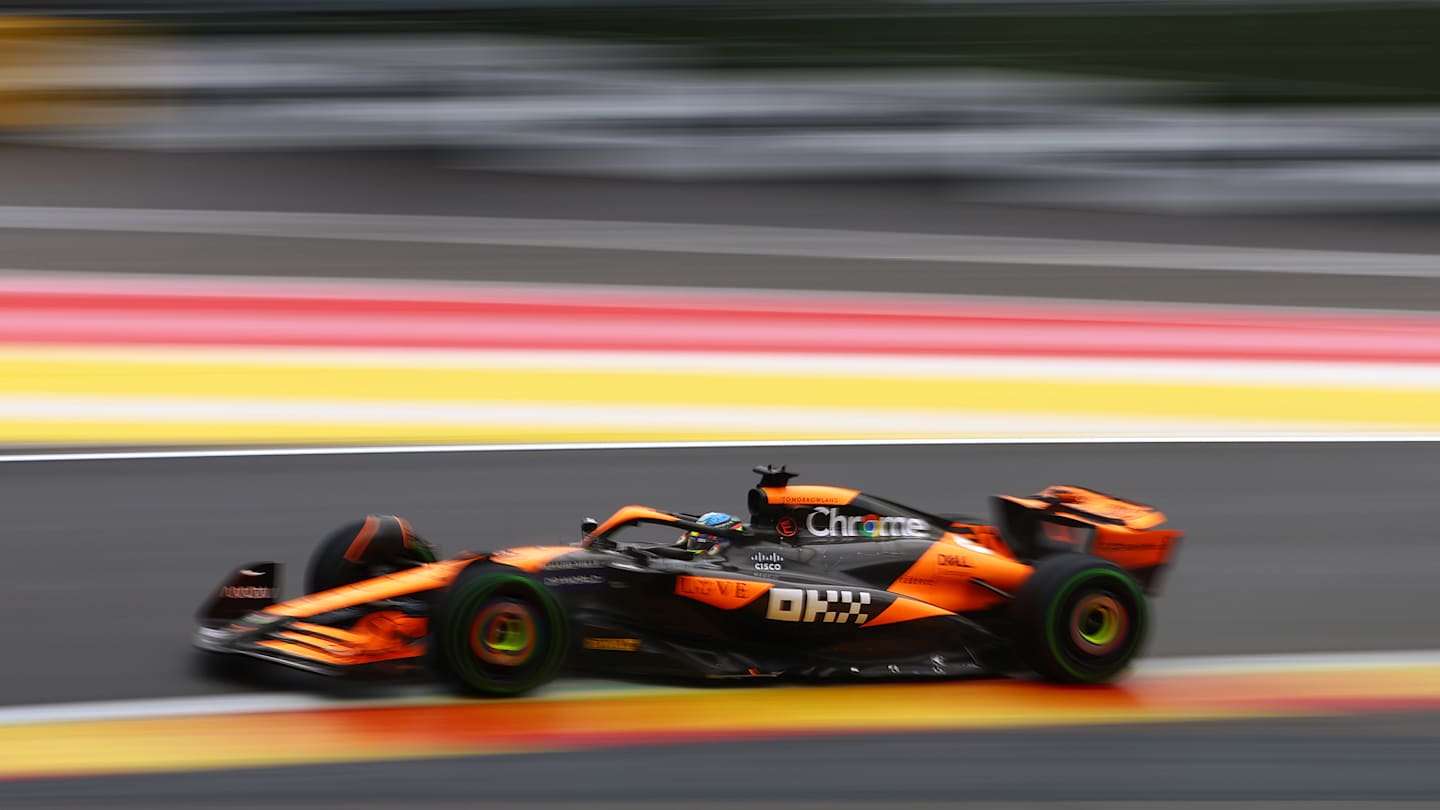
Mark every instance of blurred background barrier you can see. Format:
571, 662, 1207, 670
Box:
2, 2, 1439, 212
0, 16, 158, 130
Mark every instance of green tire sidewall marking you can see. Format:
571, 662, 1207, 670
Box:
482, 607, 533, 654
1043, 567, 1147, 683
444, 573, 562, 695
1077, 599, 1119, 646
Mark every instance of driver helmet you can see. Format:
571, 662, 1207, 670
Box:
676, 511, 743, 555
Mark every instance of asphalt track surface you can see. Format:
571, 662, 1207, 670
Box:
8, 716, 1440, 806
3, 441, 1439, 803
2, 147, 1440, 310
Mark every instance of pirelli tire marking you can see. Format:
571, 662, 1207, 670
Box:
765, 587, 873, 625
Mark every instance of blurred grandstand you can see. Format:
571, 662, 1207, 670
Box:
2, 0, 1438, 212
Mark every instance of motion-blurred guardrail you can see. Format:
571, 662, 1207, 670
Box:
0, 16, 154, 130
7, 33, 1440, 213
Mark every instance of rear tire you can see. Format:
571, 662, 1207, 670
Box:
429, 566, 569, 696
1011, 555, 1147, 684
305, 515, 439, 594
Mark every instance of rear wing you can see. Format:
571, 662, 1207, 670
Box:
993, 486, 1182, 592
999, 485, 1167, 530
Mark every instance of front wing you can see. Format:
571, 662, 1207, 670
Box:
195, 607, 431, 678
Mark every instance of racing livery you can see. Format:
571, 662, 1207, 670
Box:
195, 466, 1183, 694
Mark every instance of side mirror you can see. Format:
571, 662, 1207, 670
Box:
580, 517, 599, 537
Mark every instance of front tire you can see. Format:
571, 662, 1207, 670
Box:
305, 515, 439, 594
429, 566, 569, 696
1011, 555, 1147, 684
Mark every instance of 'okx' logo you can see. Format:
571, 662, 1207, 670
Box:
765, 587, 873, 624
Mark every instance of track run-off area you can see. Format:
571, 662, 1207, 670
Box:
1, 440, 1438, 799
4, 270, 1440, 444
4, 648, 1440, 781
5, 652, 1440, 781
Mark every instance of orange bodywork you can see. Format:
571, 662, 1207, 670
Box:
886, 533, 1036, 612
490, 545, 584, 573
589, 505, 684, 539
999, 485, 1169, 530
759, 485, 858, 506
245, 561, 471, 667
674, 575, 771, 609
260, 611, 429, 666
1089, 526, 1184, 572
948, 522, 1013, 557
864, 595, 959, 628
265, 558, 473, 618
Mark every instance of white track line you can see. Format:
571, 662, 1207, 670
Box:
0, 400, 1386, 439
1, 206, 1439, 278
1, 649, 1435, 728
0, 682, 696, 728
4, 435, 1440, 464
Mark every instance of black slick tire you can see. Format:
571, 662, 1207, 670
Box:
429, 565, 570, 697
1011, 554, 1148, 684
305, 515, 439, 594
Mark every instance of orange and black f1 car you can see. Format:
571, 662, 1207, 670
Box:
195, 466, 1184, 695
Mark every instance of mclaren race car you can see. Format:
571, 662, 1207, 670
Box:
195, 466, 1184, 695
